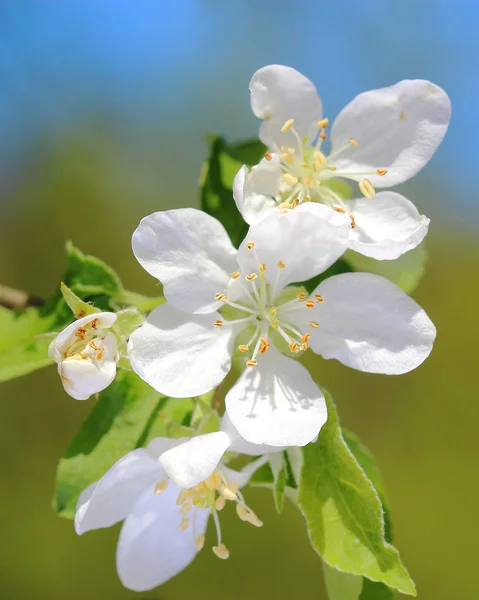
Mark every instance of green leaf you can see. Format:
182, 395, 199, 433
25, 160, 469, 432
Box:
323, 563, 363, 600
360, 578, 396, 600
200, 136, 266, 247
343, 242, 427, 294
64, 241, 121, 297
54, 371, 162, 519
269, 453, 287, 514
298, 391, 416, 596
60, 282, 99, 318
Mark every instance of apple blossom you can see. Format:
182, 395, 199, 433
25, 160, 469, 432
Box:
128, 206, 435, 448
234, 64, 451, 260
75, 419, 275, 591
48, 312, 119, 400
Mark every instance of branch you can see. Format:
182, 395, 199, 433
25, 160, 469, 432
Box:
0, 284, 43, 311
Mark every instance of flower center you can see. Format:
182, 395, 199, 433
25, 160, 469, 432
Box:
213, 243, 323, 368
154, 469, 262, 560
268, 117, 387, 216
62, 317, 112, 363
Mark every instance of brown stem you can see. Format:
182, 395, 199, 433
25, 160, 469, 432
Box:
0, 284, 43, 311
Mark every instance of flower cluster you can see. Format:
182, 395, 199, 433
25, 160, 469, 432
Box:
49, 65, 450, 591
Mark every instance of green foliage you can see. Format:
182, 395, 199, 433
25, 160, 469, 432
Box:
200, 135, 266, 247
323, 564, 363, 600
54, 370, 163, 519
298, 391, 416, 596
343, 242, 427, 294
269, 452, 288, 514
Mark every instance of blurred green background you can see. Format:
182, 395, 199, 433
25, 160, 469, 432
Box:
0, 1, 477, 599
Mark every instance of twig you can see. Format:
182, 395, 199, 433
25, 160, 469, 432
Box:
0, 284, 43, 311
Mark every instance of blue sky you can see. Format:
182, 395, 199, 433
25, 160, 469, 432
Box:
0, 0, 475, 223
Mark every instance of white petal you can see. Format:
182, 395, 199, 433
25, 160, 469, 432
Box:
330, 79, 451, 187
220, 412, 283, 456
75, 449, 162, 535
307, 273, 436, 374
237, 203, 349, 292
159, 431, 231, 489
221, 458, 268, 489
132, 208, 237, 314
59, 333, 118, 401
233, 162, 280, 226
50, 312, 117, 363
117, 482, 209, 591
147, 437, 184, 460
225, 346, 327, 447
250, 65, 323, 151
128, 303, 235, 397
344, 192, 430, 260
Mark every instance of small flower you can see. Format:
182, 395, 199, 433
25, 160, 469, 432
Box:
48, 312, 119, 400
75, 419, 274, 591
128, 206, 435, 447
234, 64, 451, 260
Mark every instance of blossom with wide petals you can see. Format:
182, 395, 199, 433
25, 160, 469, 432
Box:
49, 312, 119, 400
234, 64, 451, 260
128, 206, 435, 447
75, 419, 275, 591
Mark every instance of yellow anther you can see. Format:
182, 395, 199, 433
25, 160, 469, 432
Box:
220, 486, 238, 501
376, 168, 388, 176
297, 292, 306, 301
313, 151, 327, 168
215, 496, 226, 511
176, 489, 188, 505
305, 195, 312, 202
179, 517, 190, 532
89, 318, 99, 329
213, 320, 224, 328
213, 471, 223, 489
228, 481, 239, 494
179, 501, 192, 515
238, 344, 249, 352
314, 293, 324, 303
95, 348, 104, 361
333, 206, 346, 214
280, 145, 295, 153
277, 260, 286, 269
204, 475, 217, 491
280, 153, 294, 166
359, 178, 375, 198
212, 544, 230, 560
230, 271, 240, 279
317, 118, 329, 129
289, 341, 300, 353
283, 173, 298, 185
269, 307, 277, 316
75, 327, 87, 340
279, 209, 289, 214
320, 131, 328, 140
259, 263, 266, 273
215, 293, 225, 301
264, 151, 272, 160
281, 118, 295, 133
301, 333, 311, 351
310, 321, 319, 328
259, 338, 270, 354
350, 137, 358, 147
350, 214, 357, 229
291, 198, 300, 208
246, 512, 263, 527
195, 534, 205, 551
303, 176, 317, 188
272, 319, 279, 329
154, 480, 168, 495
246, 359, 257, 367
89, 340, 100, 350
246, 273, 258, 282
305, 299, 315, 308
246, 241, 255, 250
236, 503, 249, 521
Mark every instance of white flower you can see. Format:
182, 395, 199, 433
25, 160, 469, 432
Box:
234, 64, 451, 260
128, 206, 435, 447
75, 418, 275, 592
49, 312, 119, 400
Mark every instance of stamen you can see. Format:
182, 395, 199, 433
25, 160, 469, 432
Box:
376, 168, 388, 176
305, 300, 315, 308
269, 307, 276, 315
215, 496, 226, 511
359, 178, 375, 198
212, 544, 229, 560
320, 132, 328, 140
264, 151, 272, 160
75, 328, 87, 340
333, 206, 346, 214
289, 341, 300, 353
179, 517, 190, 532
277, 260, 286, 269
236, 504, 248, 521
283, 173, 298, 185
246, 241, 255, 250
179, 501, 192, 515
301, 333, 311, 351
280, 153, 294, 166
259, 338, 270, 354
313, 151, 327, 169
350, 214, 357, 229
213, 320, 224, 328
195, 534, 205, 551
259, 263, 266, 273
317, 118, 329, 129
238, 344, 249, 352
245, 273, 257, 282
230, 271, 240, 279
297, 292, 306, 301
314, 293, 324, 303
280, 145, 295, 153
176, 489, 188, 505
215, 293, 225, 301
310, 321, 319, 328
246, 359, 257, 367
221, 487, 238, 501
281, 118, 295, 133
246, 512, 263, 527
154, 480, 168, 495
350, 137, 359, 147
